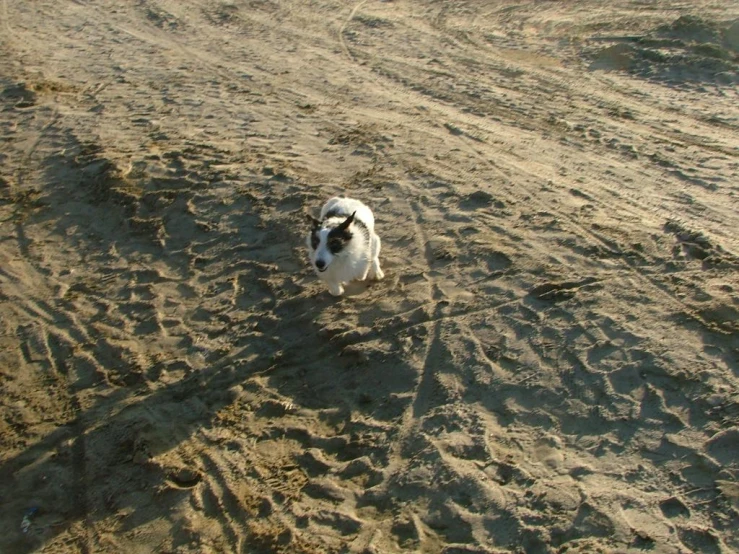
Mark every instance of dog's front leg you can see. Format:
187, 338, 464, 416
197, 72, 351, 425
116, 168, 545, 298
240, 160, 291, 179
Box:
328, 282, 344, 296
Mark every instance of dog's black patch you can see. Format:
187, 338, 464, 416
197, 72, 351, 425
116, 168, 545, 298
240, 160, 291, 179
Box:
324, 211, 370, 243
327, 225, 352, 254
323, 212, 355, 254
310, 211, 369, 254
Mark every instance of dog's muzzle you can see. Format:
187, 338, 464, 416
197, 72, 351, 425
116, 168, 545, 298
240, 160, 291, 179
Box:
315, 260, 327, 272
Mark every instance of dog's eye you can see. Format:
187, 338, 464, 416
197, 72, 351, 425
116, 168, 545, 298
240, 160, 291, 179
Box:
311, 235, 319, 249
329, 239, 343, 253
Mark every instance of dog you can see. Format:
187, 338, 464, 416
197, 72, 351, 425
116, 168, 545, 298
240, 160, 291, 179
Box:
306, 197, 384, 296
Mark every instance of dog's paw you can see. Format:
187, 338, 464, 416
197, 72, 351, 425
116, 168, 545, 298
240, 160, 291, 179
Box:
369, 262, 384, 281
328, 284, 344, 296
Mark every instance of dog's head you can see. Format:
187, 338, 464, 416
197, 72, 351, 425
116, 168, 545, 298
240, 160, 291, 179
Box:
306, 212, 355, 272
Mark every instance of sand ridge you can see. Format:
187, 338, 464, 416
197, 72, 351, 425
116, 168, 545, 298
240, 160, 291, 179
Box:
1, 1, 738, 552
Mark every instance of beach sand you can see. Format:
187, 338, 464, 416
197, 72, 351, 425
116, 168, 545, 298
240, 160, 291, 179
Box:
1, 1, 738, 552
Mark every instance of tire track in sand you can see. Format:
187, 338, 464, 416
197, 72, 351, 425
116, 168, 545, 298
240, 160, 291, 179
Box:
331, 0, 737, 338
339, 0, 369, 61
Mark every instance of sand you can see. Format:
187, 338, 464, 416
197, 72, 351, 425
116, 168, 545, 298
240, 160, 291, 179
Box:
1, 1, 738, 552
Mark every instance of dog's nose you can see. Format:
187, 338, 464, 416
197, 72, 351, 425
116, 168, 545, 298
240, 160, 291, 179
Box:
315, 259, 326, 270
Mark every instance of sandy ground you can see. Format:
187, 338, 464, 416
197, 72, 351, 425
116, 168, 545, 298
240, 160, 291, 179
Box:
1, 1, 738, 553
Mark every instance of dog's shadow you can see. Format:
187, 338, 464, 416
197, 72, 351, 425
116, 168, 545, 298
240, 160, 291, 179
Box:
341, 280, 373, 297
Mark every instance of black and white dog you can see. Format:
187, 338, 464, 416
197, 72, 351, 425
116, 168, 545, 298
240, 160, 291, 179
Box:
307, 197, 384, 296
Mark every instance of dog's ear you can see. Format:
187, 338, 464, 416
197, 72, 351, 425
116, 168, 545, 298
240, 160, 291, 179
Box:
306, 214, 321, 228
337, 211, 356, 232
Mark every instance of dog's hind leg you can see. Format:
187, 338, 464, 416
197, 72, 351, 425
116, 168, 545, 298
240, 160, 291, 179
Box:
367, 235, 385, 281
369, 258, 384, 281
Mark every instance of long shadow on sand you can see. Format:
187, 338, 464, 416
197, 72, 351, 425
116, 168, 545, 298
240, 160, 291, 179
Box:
0, 119, 415, 552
